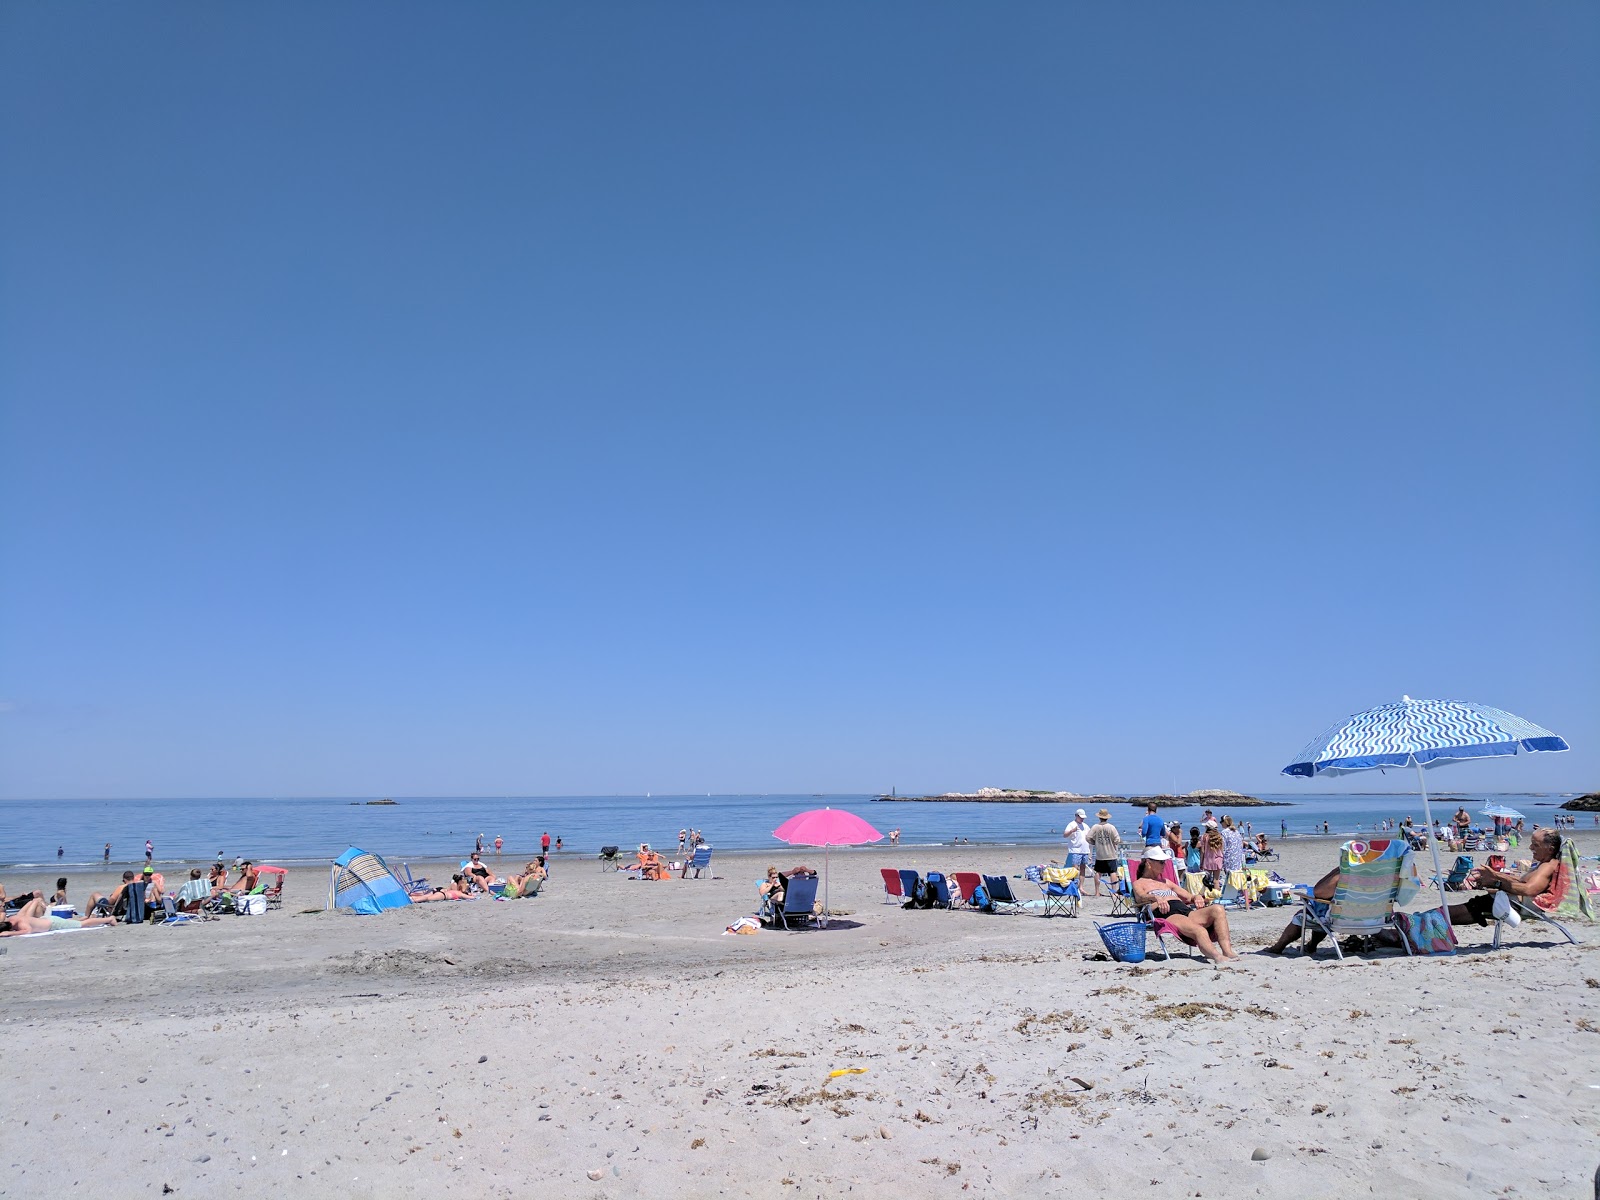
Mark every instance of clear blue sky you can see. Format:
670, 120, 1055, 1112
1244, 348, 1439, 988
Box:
2, 5, 1595, 799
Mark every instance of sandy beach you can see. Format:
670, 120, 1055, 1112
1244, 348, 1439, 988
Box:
2, 835, 1596, 1198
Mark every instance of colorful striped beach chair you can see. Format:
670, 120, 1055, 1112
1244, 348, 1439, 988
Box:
1297, 839, 1419, 960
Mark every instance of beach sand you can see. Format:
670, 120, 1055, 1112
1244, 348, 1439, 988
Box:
2, 835, 1596, 1198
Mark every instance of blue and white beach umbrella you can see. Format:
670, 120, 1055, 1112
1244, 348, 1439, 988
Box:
1283, 697, 1569, 931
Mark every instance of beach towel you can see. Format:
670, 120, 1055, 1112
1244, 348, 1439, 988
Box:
1395, 909, 1457, 956
723, 916, 760, 935
1539, 839, 1593, 921
1042, 866, 1079, 885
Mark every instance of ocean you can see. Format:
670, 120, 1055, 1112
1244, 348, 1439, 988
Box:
0, 791, 1583, 870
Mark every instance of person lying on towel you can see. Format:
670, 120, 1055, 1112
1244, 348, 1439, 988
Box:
411, 874, 476, 902
1130, 846, 1240, 965
0, 898, 120, 936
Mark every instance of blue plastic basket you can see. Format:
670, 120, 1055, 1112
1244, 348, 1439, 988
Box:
1095, 920, 1148, 963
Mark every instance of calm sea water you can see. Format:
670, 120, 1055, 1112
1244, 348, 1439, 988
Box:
0, 791, 1581, 869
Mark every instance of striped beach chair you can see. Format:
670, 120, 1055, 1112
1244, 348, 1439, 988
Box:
1297, 838, 1418, 960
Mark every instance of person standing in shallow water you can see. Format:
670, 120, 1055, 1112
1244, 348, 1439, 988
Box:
104, 843, 111, 864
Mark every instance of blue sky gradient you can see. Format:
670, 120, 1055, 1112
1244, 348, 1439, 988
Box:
2, 5, 1595, 798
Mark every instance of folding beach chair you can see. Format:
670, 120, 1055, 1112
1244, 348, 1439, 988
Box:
1443, 856, 1475, 891
1297, 839, 1420, 960
1130, 858, 1202, 960
258, 866, 286, 909
400, 863, 433, 895
1107, 859, 1137, 918
981, 874, 1026, 914
951, 872, 983, 909
880, 868, 906, 905
1039, 866, 1081, 917
897, 870, 921, 906
769, 875, 819, 930
681, 847, 713, 879
597, 846, 621, 871
158, 896, 195, 926
926, 872, 958, 911
1492, 838, 1587, 950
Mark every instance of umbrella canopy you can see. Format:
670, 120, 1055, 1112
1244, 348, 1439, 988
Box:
1283, 698, 1567, 777
772, 807, 883, 922
1282, 697, 1569, 944
1480, 803, 1525, 821
773, 808, 884, 848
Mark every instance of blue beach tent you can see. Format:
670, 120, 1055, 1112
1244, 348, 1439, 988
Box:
327, 847, 413, 914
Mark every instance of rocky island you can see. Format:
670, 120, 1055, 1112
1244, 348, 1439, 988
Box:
874, 788, 1287, 807
1561, 793, 1600, 812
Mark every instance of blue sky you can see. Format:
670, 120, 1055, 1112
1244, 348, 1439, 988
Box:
2, 5, 1595, 799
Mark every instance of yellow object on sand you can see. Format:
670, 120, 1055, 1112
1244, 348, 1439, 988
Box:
827, 1068, 868, 1080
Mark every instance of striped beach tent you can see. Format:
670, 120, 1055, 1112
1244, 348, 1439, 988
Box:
327, 847, 413, 914
1282, 697, 1569, 942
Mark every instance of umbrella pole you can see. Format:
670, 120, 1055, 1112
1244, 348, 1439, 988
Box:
823, 844, 830, 926
1414, 760, 1452, 931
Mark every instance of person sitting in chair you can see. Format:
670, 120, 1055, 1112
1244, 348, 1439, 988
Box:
1449, 828, 1568, 928
1263, 865, 1341, 955
463, 853, 497, 892
1131, 846, 1240, 965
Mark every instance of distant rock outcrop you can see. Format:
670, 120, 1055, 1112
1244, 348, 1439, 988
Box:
1561, 793, 1600, 811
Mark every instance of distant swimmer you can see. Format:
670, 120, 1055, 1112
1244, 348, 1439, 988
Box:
104, 843, 111, 864
494, 835, 503, 856
57, 845, 64, 859
145, 839, 153, 863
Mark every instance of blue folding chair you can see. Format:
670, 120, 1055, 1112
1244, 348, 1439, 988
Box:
926, 872, 958, 910
897, 870, 920, 905
123, 880, 148, 925
401, 863, 432, 895
771, 875, 819, 930
981, 874, 1026, 914
681, 847, 713, 878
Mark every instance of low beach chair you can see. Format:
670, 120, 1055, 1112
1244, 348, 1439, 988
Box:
1492, 838, 1587, 950
897, 870, 920, 906
981, 874, 1026, 914
770, 875, 819, 930
259, 867, 286, 909
926, 872, 958, 911
1107, 859, 1136, 918
1443, 856, 1475, 891
158, 896, 195, 926
1298, 838, 1418, 961
400, 864, 432, 895
880, 868, 906, 905
951, 872, 983, 909
598, 846, 621, 871
680, 846, 713, 879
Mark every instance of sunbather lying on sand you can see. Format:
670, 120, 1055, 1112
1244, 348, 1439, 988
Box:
1131, 848, 1239, 964
0, 898, 120, 936
412, 876, 475, 902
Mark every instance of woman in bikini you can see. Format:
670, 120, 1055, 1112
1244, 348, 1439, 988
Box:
1131, 847, 1239, 965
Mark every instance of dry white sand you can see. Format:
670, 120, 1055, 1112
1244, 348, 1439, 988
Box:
2, 835, 1597, 1198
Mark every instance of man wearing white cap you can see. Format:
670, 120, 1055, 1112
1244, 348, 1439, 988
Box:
1062, 809, 1092, 881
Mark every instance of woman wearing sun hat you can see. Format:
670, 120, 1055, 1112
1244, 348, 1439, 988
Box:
1086, 809, 1120, 898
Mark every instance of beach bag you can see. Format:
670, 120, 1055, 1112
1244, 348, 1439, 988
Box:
1394, 909, 1457, 956
969, 885, 991, 911
237, 894, 268, 916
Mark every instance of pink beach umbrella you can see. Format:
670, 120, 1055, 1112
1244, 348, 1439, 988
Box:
772, 807, 884, 921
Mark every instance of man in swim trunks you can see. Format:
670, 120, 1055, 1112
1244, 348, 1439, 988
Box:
0, 898, 119, 935
1130, 847, 1239, 964
1086, 809, 1121, 898
1448, 827, 1568, 928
